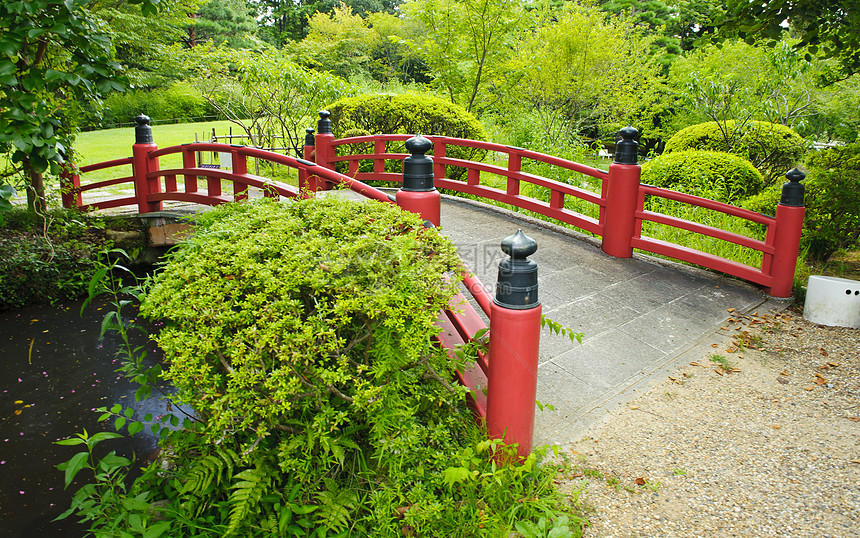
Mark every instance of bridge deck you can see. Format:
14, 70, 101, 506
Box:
438, 196, 776, 446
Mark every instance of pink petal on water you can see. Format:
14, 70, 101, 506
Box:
19, 491, 24, 495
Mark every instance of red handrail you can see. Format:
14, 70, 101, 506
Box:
65, 129, 801, 296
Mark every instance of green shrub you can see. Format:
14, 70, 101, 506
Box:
84, 197, 585, 536
326, 93, 488, 180
802, 143, 860, 261
85, 82, 214, 129
641, 150, 765, 201
664, 120, 808, 183
0, 209, 111, 309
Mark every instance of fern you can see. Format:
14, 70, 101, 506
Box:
227, 465, 273, 536
313, 478, 357, 534
181, 447, 239, 496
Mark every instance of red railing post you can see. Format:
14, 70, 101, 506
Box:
486, 230, 542, 460
313, 110, 335, 191
396, 135, 441, 227
132, 115, 162, 214
601, 126, 641, 258
768, 168, 806, 298
60, 150, 82, 209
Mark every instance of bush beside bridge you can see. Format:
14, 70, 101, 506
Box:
58, 197, 587, 536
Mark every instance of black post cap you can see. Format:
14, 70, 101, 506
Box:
135, 114, 153, 144
317, 110, 332, 135
495, 230, 539, 309
614, 126, 639, 165
402, 134, 435, 192
304, 128, 315, 147
779, 167, 805, 207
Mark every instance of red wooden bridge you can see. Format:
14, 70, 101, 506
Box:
61, 113, 805, 456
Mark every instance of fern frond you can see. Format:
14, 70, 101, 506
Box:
226, 466, 272, 536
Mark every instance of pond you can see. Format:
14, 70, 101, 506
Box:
0, 298, 168, 537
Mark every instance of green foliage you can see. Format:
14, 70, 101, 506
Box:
84, 82, 214, 129
509, 3, 664, 143
58, 197, 587, 536
188, 46, 353, 155
0, 0, 124, 210
0, 209, 114, 309
666, 40, 825, 135
642, 150, 765, 201
327, 92, 488, 179
802, 143, 860, 261
664, 120, 807, 183
717, 0, 860, 79
141, 197, 464, 442
402, 0, 528, 114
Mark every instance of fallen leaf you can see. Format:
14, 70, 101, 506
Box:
772, 425, 781, 429
813, 378, 827, 385
828, 362, 840, 368
726, 308, 736, 312
14, 400, 22, 405
851, 460, 860, 464
726, 347, 738, 353
815, 373, 826, 379
711, 344, 719, 348
777, 377, 789, 385
690, 362, 700, 366
805, 386, 814, 391
629, 406, 640, 410
821, 350, 829, 356
634, 477, 646, 486
720, 326, 730, 331
714, 369, 724, 376
779, 370, 789, 376
729, 367, 741, 373
846, 417, 860, 423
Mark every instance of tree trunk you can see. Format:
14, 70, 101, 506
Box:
22, 156, 47, 213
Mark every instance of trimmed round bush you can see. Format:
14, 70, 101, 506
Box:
641, 150, 765, 201
326, 93, 488, 179
664, 121, 807, 183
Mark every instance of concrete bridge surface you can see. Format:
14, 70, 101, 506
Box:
437, 196, 783, 446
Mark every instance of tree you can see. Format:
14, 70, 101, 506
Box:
186, 0, 258, 49
667, 40, 825, 134
509, 4, 664, 143
187, 46, 352, 155
252, 0, 400, 45
0, 0, 126, 212
716, 0, 860, 80
402, 0, 528, 115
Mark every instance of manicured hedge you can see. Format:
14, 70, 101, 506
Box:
641, 150, 765, 202
665, 121, 807, 183
326, 93, 487, 179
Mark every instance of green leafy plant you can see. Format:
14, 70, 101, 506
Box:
57, 197, 588, 536
641, 149, 765, 201
326, 92, 488, 179
802, 143, 860, 261
663, 120, 807, 184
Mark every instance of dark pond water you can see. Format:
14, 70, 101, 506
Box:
0, 298, 168, 537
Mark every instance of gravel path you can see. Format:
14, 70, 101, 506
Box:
558, 308, 860, 537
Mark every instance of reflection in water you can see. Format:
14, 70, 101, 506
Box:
0, 298, 168, 537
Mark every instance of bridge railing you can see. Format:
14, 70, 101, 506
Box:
310, 114, 804, 298
62, 115, 542, 457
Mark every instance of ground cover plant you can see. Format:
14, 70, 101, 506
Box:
0, 208, 126, 309
56, 196, 587, 536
